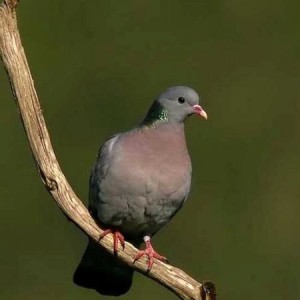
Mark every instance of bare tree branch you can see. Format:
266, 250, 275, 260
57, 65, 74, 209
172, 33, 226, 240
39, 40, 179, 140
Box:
0, 1, 216, 299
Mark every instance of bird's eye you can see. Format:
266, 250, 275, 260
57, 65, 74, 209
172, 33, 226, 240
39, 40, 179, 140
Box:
178, 97, 185, 104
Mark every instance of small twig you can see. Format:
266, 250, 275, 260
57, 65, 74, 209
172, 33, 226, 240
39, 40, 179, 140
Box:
0, 1, 216, 299
4, 0, 18, 10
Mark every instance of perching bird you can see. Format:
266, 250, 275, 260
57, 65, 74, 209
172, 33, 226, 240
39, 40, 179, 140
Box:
73, 86, 207, 296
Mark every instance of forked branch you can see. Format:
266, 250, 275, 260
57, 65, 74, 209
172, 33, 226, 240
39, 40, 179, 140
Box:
0, 1, 216, 299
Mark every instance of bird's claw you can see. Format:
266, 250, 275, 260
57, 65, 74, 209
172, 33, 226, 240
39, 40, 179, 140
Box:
99, 229, 125, 254
133, 241, 168, 271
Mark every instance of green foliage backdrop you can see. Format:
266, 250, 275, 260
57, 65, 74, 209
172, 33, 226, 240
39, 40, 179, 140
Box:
1, 1, 300, 299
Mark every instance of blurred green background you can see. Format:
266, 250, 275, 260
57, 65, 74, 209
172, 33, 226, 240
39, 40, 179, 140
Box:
1, 0, 300, 299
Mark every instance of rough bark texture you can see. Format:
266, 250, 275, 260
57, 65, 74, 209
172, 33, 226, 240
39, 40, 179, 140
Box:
0, 1, 216, 299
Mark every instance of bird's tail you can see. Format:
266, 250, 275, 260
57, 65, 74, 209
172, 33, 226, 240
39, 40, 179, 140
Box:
73, 239, 137, 296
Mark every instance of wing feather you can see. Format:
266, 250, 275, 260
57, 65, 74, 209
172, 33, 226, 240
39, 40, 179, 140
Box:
88, 135, 119, 216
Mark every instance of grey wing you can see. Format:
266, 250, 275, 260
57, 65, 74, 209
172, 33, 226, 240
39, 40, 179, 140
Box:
88, 134, 119, 219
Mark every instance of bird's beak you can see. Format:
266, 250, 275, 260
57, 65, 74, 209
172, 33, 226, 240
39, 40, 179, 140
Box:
193, 104, 208, 120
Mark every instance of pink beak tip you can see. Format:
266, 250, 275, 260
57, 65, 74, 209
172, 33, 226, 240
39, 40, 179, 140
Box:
193, 105, 208, 120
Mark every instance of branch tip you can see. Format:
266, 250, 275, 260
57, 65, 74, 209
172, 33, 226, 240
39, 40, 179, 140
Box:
200, 281, 217, 300
4, 0, 19, 10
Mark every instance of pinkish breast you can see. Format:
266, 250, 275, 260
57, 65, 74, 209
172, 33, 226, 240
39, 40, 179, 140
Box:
112, 123, 191, 196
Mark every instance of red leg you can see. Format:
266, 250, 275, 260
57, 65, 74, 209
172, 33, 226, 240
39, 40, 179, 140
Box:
99, 229, 125, 253
133, 236, 168, 271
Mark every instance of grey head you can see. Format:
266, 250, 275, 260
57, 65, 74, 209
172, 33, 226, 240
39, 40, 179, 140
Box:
142, 86, 207, 126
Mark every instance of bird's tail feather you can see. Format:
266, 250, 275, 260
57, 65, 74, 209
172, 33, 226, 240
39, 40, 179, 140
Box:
73, 239, 136, 296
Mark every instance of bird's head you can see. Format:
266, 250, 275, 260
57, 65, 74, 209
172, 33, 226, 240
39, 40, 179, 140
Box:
157, 86, 207, 123
143, 86, 207, 126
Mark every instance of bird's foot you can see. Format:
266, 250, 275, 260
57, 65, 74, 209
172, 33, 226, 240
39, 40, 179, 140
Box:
133, 236, 168, 271
99, 229, 125, 254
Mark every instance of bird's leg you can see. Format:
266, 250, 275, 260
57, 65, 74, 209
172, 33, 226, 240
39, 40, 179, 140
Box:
133, 236, 168, 271
99, 229, 125, 254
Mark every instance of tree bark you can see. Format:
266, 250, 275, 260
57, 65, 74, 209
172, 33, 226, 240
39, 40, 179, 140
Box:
0, 1, 216, 299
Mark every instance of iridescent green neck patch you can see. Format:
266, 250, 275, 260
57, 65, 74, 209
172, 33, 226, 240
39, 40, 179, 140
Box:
142, 101, 168, 127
